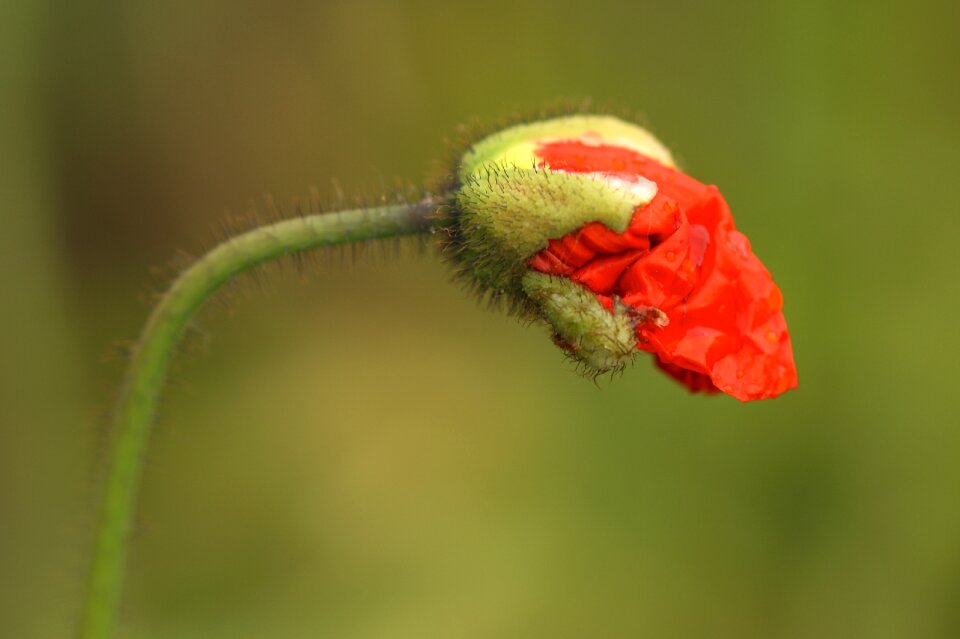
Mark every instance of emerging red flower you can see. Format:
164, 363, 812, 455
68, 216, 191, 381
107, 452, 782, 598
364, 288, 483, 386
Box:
527, 141, 797, 401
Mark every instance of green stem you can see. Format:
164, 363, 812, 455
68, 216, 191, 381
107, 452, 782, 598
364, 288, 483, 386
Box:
80, 200, 439, 639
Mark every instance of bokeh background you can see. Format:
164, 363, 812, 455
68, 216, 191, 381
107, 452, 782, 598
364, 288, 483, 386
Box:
3, 1, 959, 637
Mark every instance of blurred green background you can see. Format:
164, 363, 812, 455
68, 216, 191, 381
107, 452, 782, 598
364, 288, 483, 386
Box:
3, 0, 959, 637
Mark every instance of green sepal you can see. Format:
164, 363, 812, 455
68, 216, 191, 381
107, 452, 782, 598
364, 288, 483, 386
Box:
522, 271, 640, 374
455, 167, 643, 293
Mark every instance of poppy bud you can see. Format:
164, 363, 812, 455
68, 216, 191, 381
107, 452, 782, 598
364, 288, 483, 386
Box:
440, 114, 797, 401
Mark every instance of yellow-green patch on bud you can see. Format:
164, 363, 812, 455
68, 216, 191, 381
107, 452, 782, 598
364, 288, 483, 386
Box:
460, 114, 676, 179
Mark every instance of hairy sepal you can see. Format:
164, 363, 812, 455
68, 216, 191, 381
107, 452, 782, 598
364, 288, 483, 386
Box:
454, 166, 642, 296
521, 271, 638, 374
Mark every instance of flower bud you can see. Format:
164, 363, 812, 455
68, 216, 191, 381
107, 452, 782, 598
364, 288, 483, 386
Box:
440, 114, 797, 400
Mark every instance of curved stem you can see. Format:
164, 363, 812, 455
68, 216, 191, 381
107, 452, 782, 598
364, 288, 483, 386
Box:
80, 200, 439, 639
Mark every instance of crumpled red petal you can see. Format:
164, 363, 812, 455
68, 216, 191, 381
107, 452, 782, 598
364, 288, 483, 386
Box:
529, 140, 798, 401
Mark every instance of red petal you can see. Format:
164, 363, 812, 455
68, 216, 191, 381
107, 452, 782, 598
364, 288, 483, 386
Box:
654, 357, 721, 394
571, 249, 647, 295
